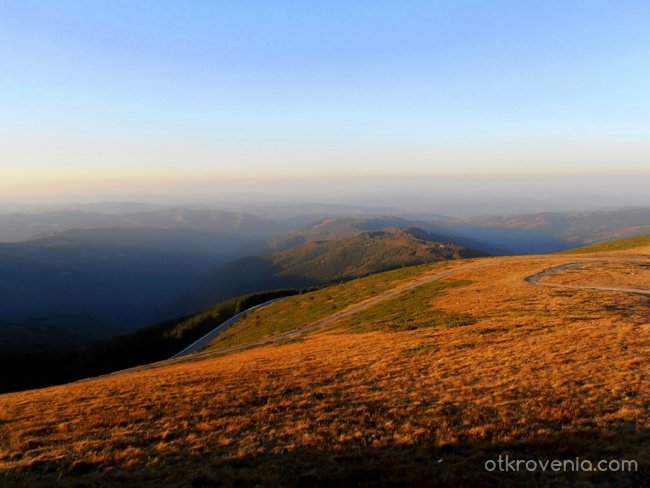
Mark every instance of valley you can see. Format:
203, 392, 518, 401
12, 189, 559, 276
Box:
2, 205, 649, 359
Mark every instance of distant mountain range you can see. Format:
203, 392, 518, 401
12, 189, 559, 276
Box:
2, 204, 649, 254
1, 204, 649, 356
260, 207, 650, 255
430, 206, 650, 254
0, 207, 291, 243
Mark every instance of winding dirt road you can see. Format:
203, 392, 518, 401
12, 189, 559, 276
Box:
525, 262, 650, 295
171, 259, 505, 360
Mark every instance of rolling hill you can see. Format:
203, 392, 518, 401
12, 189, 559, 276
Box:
264, 216, 499, 254
1, 236, 647, 486
0, 226, 483, 390
184, 228, 486, 311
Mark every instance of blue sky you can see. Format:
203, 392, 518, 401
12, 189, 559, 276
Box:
1, 1, 649, 199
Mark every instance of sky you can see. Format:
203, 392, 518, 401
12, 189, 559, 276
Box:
1, 0, 649, 206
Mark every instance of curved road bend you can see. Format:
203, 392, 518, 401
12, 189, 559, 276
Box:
525, 263, 650, 295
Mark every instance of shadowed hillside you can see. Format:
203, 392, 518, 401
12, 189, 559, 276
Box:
0, 289, 299, 393
431, 206, 650, 253
0, 235, 221, 344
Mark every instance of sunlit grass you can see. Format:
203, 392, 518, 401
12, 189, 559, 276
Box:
539, 260, 650, 289
206, 262, 457, 349
329, 279, 476, 333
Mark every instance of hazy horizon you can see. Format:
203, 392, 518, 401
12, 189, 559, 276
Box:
2, 172, 649, 218
2, 1, 649, 206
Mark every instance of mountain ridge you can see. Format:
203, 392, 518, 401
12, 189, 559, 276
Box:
186, 227, 486, 311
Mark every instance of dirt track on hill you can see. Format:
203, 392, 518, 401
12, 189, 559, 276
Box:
526, 262, 650, 295
202, 256, 650, 358
75, 259, 507, 382
170, 259, 508, 360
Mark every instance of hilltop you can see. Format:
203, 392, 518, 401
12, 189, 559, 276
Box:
0, 235, 648, 486
265, 216, 497, 254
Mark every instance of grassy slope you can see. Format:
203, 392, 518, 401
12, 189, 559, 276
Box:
556, 233, 650, 254
328, 279, 476, 333
1, 251, 649, 486
206, 263, 451, 349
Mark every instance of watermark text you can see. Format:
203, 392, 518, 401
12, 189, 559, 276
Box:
484, 455, 637, 473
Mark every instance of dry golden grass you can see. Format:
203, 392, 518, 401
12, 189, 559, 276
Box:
539, 260, 650, 289
1, 250, 648, 486
557, 234, 650, 254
